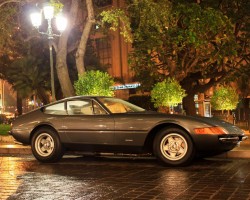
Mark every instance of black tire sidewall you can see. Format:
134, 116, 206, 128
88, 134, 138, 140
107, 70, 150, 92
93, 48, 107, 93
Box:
153, 127, 195, 166
31, 128, 63, 162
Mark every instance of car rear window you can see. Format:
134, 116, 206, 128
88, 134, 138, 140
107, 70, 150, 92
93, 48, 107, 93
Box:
44, 102, 66, 115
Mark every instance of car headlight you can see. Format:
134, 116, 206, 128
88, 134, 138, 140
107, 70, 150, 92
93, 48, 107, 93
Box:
194, 127, 227, 135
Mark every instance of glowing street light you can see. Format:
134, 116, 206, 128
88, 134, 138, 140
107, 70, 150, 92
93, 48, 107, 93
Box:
30, 3, 67, 101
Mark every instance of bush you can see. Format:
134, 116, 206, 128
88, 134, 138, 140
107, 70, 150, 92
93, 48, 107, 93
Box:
151, 78, 186, 108
74, 70, 115, 96
0, 124, 10, 136
211, 86, 238, 111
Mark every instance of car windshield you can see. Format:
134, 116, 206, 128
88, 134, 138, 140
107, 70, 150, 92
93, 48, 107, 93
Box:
98, 97, 145, 113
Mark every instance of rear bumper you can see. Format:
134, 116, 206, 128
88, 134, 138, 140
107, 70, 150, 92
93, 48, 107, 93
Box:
8, 130, 30, 145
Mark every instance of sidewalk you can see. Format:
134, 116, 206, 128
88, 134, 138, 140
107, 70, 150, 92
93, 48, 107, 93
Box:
0, 131, 249, 158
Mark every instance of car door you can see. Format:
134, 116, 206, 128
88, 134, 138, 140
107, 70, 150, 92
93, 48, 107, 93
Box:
61, 99, 115, 145
113, 113, 151, 146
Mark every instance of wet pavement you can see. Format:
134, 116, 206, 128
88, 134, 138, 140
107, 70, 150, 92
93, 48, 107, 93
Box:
1, 155, 250, 200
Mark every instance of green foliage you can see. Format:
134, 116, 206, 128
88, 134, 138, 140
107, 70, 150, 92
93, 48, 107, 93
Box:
0, 3, 18, 50
74, 70, 114, 96
151, 78, 186, 108
211, 86, 239, 111
128, 0, 237, 94
50, 0, 64, 14
7, 56, 49, 99
0, 124, 10, 136
100, 9, 132, 42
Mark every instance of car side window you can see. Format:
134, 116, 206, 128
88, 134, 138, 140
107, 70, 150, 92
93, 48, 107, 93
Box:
93, 101, 108, 115
44, 102, 66, 115
67, 100, 93, 115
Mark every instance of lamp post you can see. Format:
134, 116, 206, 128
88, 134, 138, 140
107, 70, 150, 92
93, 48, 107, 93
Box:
30, 4, 67, 102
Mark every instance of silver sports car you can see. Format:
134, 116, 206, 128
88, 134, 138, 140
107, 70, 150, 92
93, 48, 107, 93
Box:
10, 96, 248, 166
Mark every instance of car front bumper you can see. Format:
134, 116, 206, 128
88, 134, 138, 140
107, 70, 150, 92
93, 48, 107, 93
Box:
193, 132, 248, 154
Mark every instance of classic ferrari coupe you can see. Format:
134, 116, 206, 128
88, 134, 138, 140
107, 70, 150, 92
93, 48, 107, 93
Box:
10, 96, 248, 166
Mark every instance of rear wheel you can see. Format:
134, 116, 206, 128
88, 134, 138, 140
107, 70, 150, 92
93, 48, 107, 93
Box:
153, 127, 195, 166
31, 128, 64, 162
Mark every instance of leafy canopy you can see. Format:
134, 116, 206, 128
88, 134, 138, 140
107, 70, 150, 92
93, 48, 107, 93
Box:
129, 1, 236, 87
151, 78, 186, 108
74, 70, 114, 96
100, 8, 132, 42
211, 86, 239, 111
7, 56, 49, 98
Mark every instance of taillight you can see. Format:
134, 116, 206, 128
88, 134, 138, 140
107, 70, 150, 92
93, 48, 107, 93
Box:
194, 127, 227, 135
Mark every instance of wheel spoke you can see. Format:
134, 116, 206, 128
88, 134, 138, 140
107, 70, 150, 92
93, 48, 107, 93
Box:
40, 146, 46, 152
167, 136, 175, 143
169, 152, 177, 158
178, 145, 186, 155
40, 139, 46, 145
163, 144, 169, 151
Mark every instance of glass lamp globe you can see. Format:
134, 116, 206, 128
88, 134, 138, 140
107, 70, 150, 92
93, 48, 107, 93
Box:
56, 13, 67, 32
30, 12, 42, 28
43, 4, 54, 20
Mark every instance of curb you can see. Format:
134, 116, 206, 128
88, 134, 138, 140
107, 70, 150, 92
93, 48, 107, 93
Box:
0, 144, 32, 155
0, 135, 32, 155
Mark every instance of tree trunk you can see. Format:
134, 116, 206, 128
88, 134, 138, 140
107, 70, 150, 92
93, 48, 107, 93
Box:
182, 93, 196, 116
37, 88, 50, 105
16, 91, 22, 116
75, 0, 95, 75
56, 48, 75, 97
55, 0, 79, 97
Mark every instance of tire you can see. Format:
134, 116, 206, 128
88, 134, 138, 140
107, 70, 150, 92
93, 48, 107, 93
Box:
31, 128, 64, 163
153, 127, 195, 166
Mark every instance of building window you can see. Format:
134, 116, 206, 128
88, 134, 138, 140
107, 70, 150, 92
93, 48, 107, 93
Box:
95, 38, 112, 67
94, 0, 112, 7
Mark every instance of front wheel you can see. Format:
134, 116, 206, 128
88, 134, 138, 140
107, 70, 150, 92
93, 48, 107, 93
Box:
31, 128, 64, 163
153, 127, 195, 166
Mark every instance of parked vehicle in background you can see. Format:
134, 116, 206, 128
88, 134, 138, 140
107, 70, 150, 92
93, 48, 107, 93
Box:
10, 96, 248, 166
0, 112, 15, 124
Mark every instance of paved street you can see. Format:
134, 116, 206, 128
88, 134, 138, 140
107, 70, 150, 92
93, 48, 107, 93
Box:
1, 155, 250, 200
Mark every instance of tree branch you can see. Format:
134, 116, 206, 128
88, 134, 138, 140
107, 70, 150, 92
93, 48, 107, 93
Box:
0, 0, 33, 8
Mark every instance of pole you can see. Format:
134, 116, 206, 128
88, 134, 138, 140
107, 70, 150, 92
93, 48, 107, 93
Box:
49, 41, 56, 102
2, 80, 4, 113
47, 18, 55, 102
248, 114, 250, 132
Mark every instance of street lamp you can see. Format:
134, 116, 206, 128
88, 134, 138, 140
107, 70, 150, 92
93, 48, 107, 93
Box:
30, 3, 67, 102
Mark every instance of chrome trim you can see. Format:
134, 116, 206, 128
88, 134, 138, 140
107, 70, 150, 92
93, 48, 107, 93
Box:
219, 135, 248, 143
219, 137, 240, 143
241, 136, 248, 141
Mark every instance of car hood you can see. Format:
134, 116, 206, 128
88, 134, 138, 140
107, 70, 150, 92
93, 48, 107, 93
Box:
169, 114, 244, 135
139, 111, 245, 135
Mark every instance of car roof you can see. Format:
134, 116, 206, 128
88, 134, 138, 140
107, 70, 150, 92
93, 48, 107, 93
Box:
43, 96, 111, 107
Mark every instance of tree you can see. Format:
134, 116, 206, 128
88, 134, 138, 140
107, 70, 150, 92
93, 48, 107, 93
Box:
151, 78, 186, 113
6, 56, 50, 114
100, 0, 241, 115
75, 0, 95, 75
202, 0, 250, 98
125, 1, 239, 115
0, 0, 98, 99
211, 86, 239, 114
74, 70, 114, 96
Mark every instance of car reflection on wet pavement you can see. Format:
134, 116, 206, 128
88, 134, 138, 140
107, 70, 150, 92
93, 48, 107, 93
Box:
1, 155, 250, 200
